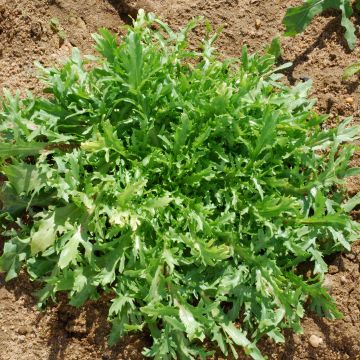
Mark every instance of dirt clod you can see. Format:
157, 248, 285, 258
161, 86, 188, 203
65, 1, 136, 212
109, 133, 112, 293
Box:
30, 22, 43, 39
17, 325, 31, 335
344, 252, 356, 260
328, 265, 339, 274
323, 276, 333, 293
345, 97, 354, 105
309, 334, 324, 348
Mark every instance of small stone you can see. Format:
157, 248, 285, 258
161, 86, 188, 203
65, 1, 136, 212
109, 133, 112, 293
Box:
255, 19, 261, 29
18, 335, 26, 343
340, 275, 347, 284
323, 276, 333, 292
345, 97, 354, 105
309, 334, 323, 348
328, 265, 339, 274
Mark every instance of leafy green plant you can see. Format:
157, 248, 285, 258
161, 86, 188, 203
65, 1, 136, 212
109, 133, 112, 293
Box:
283, 0, 360, 50
1, 11, 360, 360
49, 17, 67, 43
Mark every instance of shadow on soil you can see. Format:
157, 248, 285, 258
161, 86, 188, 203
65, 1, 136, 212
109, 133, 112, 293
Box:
282, 10, 360, 87
106, 0, 139, 25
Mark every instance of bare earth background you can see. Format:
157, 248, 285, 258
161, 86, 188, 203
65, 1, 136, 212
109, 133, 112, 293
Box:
0, 1, 360, 359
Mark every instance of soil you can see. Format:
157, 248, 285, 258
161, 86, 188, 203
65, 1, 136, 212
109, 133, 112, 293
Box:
0, 0, 360, 359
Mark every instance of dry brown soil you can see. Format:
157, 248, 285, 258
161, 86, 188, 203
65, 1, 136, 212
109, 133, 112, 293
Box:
0, 0, 360, 359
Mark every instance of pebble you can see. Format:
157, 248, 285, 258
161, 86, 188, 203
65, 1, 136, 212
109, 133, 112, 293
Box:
345, 97, 354, 105
340, 275, 347, 284
323, 276, 333, 293
18, 335, 26, 343
255, 19, 261, 29
309, 334, 323, 348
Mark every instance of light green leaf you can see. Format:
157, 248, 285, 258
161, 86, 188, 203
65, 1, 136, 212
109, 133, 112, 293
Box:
221, 322, 264, 360
343, 61, 360, 79
58, 227, 83, 269
342, 193, 360, 212
2, 163, 42, 195
299, 214, 348, 227
178, 304, 205, 341
30, 212, 57, 255
0, 142, 48, 157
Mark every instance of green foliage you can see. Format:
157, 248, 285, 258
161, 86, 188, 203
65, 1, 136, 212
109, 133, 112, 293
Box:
1, 11, 359, 359
283, 0, 359, 50
265, 37, 282, 60
343, 60, 360, 79
49, 17, 67, 42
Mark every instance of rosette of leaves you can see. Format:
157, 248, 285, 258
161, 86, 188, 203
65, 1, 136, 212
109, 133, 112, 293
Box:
0, 11, 359, 360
